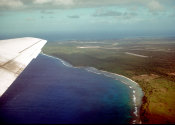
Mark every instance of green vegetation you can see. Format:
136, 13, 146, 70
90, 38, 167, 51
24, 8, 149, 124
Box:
43, 38, 175, 124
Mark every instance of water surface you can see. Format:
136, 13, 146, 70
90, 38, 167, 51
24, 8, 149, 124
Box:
0, 54, 133, 124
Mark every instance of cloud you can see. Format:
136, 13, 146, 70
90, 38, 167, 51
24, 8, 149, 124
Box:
25, 17, 35, 22
54, 0, 74, 5
147, 0, 164, 12
0, 0, 24, 8
0, 0, 174, 11
33, 0, 137, 6
34, 0, 51, 4
40, 10, 54, 14
93, 9, 137, 20
33, 0, 74, 5
68, 15, 80, 18
123, 12, 137, 19
93, 10, 122, 17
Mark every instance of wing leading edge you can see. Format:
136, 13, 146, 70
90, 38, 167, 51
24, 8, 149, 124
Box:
0, 37, 47, 97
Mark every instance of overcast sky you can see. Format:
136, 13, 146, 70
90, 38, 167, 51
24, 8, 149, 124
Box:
0, 0, 175, 39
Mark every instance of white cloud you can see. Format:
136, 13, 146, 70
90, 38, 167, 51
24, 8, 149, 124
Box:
68, 15, 80, 18
0, 0, 173, 11
33, 0, 52, 4
93, 10, 122, 17
92, 9, 137, 20
30, 0, 169, 12
33, 0, 74, 5
0, 0, 24, 8
54, 0, 74, 5
147, 0, 164, 12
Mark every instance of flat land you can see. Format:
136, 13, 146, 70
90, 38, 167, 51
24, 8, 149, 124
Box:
43, 38, 175, 124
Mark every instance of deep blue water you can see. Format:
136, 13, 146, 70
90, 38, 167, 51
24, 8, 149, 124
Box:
0, 54, 133, 124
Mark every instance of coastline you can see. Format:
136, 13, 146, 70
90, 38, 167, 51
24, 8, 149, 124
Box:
41, 53, 144, 124
85, 67, 144, 124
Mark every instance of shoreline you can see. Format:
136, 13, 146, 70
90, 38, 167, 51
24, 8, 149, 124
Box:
41, 53, 144, 124
85, 67, 144, 124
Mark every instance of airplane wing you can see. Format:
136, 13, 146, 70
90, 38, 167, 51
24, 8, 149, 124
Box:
0, 37, 47, 97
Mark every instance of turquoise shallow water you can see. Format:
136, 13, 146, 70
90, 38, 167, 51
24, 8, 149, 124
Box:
0, 54, 136, 124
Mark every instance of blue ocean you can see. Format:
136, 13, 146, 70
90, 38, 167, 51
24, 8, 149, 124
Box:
0, 54, 135, 124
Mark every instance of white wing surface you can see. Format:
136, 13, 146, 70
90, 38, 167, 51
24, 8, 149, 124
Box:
0, 37, 47, 97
